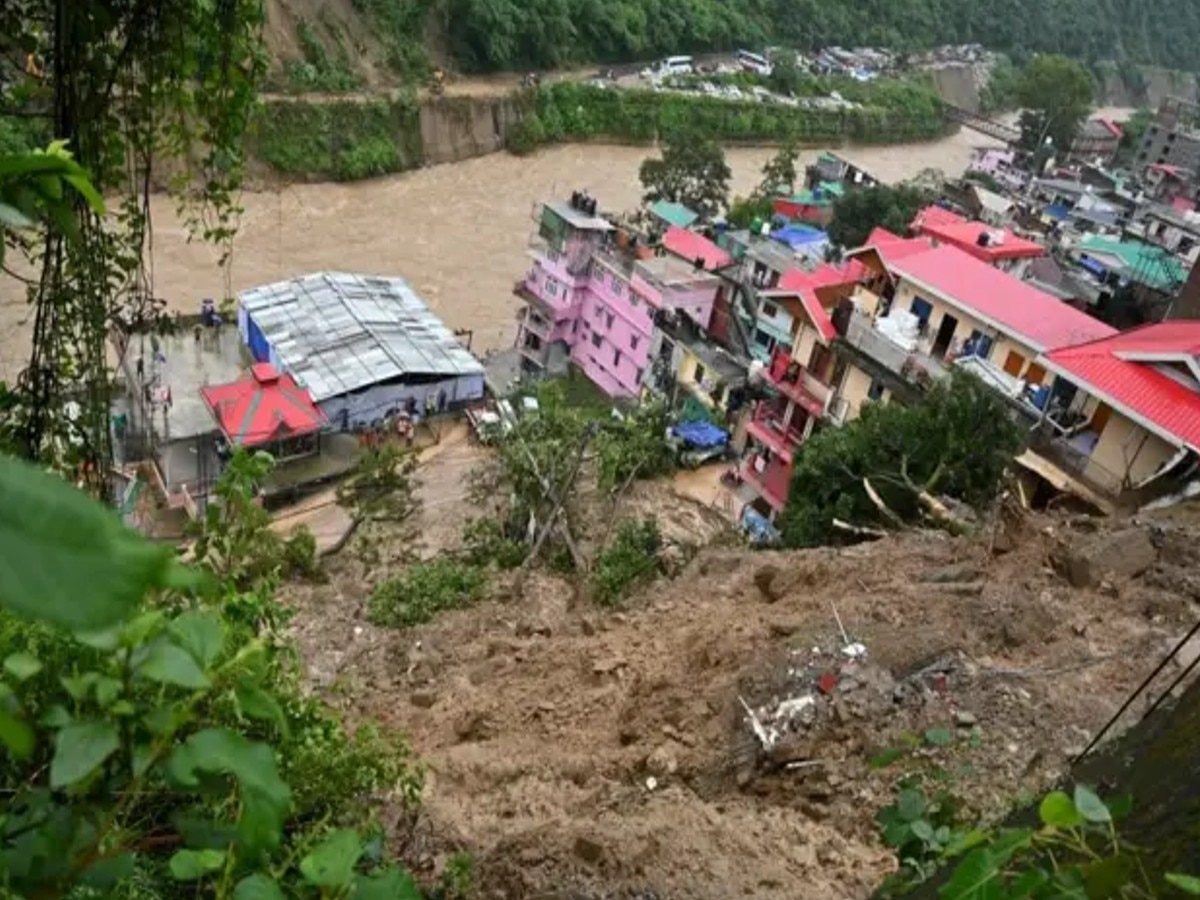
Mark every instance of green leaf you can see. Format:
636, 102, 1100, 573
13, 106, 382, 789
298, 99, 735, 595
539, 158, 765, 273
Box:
1039, 790, 1083, 828
169, 848, 226, 881
80, 853, 135, 889
352, 867, 423, 900
3, 652, 42, 681
1083, 853, 1137, 897
897, 789, 927, 822
50, 720, 119, 788
911, 819, 936, 843
0, 707, 34, 758
924, 726, 954, 747
166, 729, 291, 852
64, 173, 105, 214
300, 829, 363, 889
1007, 867, 1049, 899
234, 874, 286, 900
235, 680, 288, 735
0, 202, 34, 229
137, 641, 210, 689
1073, 784, 1111, 823
170, 609, 225, 668
0, 455, 181, 631
940, 847, 1000, 900
1166, 874, 1200, 895
94, 676, 122, 707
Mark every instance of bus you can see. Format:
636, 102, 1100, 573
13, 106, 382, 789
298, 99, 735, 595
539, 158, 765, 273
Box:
736, 49, 772, 76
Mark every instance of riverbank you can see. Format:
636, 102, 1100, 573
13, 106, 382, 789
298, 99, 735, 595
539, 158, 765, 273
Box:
248, 76, 951, 182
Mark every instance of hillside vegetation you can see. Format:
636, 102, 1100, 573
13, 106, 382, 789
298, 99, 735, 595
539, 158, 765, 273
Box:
429, 0, 1200, 73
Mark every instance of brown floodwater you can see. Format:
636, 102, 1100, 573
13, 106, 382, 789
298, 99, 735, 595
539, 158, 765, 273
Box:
1, 132, 1004, 380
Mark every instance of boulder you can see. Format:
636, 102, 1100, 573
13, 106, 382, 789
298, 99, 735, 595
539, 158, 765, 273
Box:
1059, 527, 1158, 588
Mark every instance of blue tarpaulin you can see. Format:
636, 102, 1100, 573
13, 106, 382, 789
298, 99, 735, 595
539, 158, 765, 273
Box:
671, 421, 729, 449
741, 506, 781, 544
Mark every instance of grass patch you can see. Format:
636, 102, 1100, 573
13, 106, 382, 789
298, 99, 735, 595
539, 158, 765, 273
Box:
368, 559, 487, 628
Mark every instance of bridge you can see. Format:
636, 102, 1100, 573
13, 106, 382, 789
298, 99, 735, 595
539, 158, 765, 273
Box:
941, 103, 1022, 145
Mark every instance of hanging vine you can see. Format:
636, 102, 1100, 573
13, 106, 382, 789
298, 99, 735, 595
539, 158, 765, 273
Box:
0, 0, 265, 494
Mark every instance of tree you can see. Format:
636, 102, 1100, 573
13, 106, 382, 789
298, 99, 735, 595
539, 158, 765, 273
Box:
1116, 107, 1154, 165
826, 183, 929, 250
759, 140, 800, 197
1016, 54, 1093, 152
778, 372, 1022, 548
640, 130, 731, 220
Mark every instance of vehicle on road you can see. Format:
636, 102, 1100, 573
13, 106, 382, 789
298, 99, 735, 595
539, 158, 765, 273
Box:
736, 49, 772, 76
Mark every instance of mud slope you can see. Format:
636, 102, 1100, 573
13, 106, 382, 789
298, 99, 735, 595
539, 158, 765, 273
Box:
285, 489, 1200, 900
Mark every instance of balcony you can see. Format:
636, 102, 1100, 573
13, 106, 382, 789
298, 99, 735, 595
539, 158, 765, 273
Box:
519, 307, 552, 340
841, 311, 948, 387
513, 274, 576, 320
739, 451, 792, 513
764, 348, 830, 418
744, 402, 807, 463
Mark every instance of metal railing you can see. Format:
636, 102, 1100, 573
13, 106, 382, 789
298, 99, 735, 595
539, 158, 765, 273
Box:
843, 313, 948, 385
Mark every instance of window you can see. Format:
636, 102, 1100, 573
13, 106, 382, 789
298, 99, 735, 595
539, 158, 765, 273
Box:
591, 333, 602, 348
636, 367, 644, 384
867, 379, 886, 401
630, 335, 640, 351
754, 328, 776, 354
606, 313, 615, 330
546, 279, 558, 297
910, 296, 934, 329
629, 294, 640, 309
594, 305, 604, 322
611, 272, 622, 291
694, 362, 707, 385
612, 279, 624, 297
762, 301, 779, 318
613, 349, 622, 366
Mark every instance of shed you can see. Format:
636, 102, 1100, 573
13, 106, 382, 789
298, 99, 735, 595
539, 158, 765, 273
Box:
201, 363, 327, 450
237, 272, 485, 430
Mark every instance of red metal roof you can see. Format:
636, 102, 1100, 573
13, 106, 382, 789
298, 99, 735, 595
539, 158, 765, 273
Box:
1097, 118, 1123, 139
861, 227, 935, 262
201, 364, 328, 447
767, 264, 861, 343
1150, 163, 1188, 179
662, 226, 733, 271
915, 219, 1045, 263
888, 245, 1116, 352
911, 204, 966, 231
1043, 323, 1200, 451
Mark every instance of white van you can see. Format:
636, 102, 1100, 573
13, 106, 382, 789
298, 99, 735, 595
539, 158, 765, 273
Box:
736, 49, 772, 76
656, 55, 694, 76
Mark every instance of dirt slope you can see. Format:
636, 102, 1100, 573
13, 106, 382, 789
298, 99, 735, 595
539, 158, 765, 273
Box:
284, 473, 1200, 899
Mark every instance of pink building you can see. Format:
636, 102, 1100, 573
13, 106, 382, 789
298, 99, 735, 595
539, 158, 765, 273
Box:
514, 197, 723, 398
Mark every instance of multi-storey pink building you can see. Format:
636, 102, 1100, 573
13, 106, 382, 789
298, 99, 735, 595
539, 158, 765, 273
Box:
514, 196, 723, 398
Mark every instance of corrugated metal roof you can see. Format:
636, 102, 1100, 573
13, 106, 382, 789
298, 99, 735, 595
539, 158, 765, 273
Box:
240, 272, 484, 402
1044, 323, 1200, 452
650, 200, 699, 228
889, 246, 1116, 352
662, 226, 733, 271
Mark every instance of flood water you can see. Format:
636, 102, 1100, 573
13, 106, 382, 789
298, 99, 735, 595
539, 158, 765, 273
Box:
1, 130, 1004, 379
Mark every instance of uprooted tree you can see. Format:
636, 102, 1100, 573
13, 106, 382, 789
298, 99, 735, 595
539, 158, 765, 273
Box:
778, 372, 1023, 548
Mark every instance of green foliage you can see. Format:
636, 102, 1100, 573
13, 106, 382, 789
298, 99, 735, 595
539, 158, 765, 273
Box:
253, 97, 424, 181
1016, 54, 1094, 151
338, 443, 421, 525
506, 113, 547, 156
281, 526, 323, 581
827, 183, 930, 250
595, 401, 676, 491
877, 784, 971, 894
979, 55, 1022, 115
727, 193, 775, 230
1117, 108, 1154, 165
462, 518, 528, 570
0, 453, 424, 898
591, 518, 663, 606
779, 373, 1022, 548
520, 81, 948, 158
282, 19, 363, 93
368, 560, 487, 628
352, 0, 431, 81
640, 130, 731, 220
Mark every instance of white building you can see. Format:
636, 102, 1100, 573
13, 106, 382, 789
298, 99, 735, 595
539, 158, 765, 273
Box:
237, 272, 485, 430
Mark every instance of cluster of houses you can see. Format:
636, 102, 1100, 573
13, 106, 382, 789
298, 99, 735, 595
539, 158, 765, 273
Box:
512, 147, 1200, 536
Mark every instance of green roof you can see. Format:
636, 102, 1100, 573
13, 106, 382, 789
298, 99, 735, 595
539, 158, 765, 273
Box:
650, 200, 699, 228
1078, 235, 1187, 291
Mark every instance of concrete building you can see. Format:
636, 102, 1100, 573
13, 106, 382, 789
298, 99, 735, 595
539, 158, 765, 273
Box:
1070, 118, 1122, 164
1136, 98, 1200, 185
238, 272, 485, 430
514, 197, 724, 398
911, 205, 1046, 276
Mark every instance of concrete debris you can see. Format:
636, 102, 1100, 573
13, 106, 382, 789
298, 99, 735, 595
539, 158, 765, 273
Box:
1057, 526, 1158, 588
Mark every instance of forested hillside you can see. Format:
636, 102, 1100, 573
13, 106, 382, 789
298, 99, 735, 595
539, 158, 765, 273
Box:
432, 0, 1200, 74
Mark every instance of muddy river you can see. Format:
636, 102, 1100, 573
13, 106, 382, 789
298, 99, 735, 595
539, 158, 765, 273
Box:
1, 129, 1007, 380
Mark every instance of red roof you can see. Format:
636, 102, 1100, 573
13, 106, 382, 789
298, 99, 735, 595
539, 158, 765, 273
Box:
1044, 323, 1200, 451
888, 246, 1116, 352
1172, 196, 1197, 213
861, 227, 935, 262
915, 219, 1045, 263
911, 205, 966, 231
201, 364, 328, 447
1097, 118, 1123, 139
767, 264, 860, 342
662, 226, 733, 271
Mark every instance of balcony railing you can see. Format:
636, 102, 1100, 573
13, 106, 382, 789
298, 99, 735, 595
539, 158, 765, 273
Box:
745, 403, 806, 461
764, 349, 830, 418
519, 308, 552, 339
842, 312, 948, 387
739, 451, 791, 512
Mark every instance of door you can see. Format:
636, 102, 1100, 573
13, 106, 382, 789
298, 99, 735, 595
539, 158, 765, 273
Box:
1003, 350, 1026, 376
910, 296, 934, 331
931, 313, 959, 359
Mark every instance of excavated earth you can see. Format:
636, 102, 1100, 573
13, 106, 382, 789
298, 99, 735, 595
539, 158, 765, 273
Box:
284, 477, 1200, 900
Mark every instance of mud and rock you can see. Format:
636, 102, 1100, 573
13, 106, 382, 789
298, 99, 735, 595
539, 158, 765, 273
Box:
280, 441, 1200, 900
